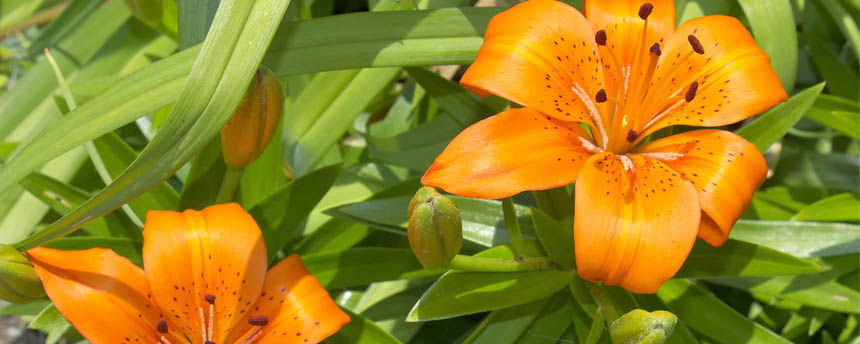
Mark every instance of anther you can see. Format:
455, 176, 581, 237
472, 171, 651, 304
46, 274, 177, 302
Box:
157, 320, 168, 334
626, 129, 638, 143
595, 89, 607, 103
595, 30, 607, 46
639, 3, 654, 20
205, 341, 215, 344
649, 43, 661, 56
248, 316, 269, 326
205, 294, 216, 304
685, 81, 699, 102
687, 35, 704, 54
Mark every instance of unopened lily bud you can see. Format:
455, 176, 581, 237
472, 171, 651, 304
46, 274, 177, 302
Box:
610, 309, 677, 344
221, 66, 283, 168
407, 187, 463, 269
0, 245, 45, 303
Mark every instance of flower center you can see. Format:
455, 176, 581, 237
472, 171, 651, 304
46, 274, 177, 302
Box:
152, 293, 268, 344
584, 2, 707, 154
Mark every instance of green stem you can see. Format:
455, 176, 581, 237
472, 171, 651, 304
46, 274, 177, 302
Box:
448, 254, 557, 272
585, 305, 606, 344
587, 281, 620, 324
501, 198, 524, 256
215, 167, 243, 204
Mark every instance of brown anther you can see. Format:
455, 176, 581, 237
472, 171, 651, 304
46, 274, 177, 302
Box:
626, 129, 639, 143
685, 81, 699, 102
639, 3, 654, 20
156, 320, 168, 334
248, 316, 269, 326
687, 35, 704, 54
205, 341, 215, 344
595, 30, 607, 46
595, 89, 607, 103
649, 43, 662, 56
205, 294, 216, 304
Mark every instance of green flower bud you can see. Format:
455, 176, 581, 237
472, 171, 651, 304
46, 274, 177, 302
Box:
221, 67, 284, 168
610, 309, 677, 344
0, 245, 45, 303
407, 187, 463, 269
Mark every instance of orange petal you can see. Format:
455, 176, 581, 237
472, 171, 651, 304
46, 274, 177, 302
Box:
142, 203, 268, 342
574, 153, 700, 293
27, 247, 183, 344
637, 15, 787, 138
422, 107, 594, 199
226, 255, 350, 344
634, 129, 767, 246
460, 0, 607, 134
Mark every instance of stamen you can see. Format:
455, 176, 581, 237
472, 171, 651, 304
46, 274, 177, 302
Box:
248, 316, 269, 326
626, 129, 638, 143
205, 294, 216, 304
595, 30, 607, 46
160, 337, 174, 344
595, 89, 607, 103
157, 320, 168, 334
637, 152, 684, 161
685, 81, 698, 102
241, 328, 264, 344
198, 308, 207, 344
207, 303, 215, 341
642, 98, 684, 130
578, 137, 604, 155
618, 155, 635, 172
571, 83, 610, 148
205, 341, 215, 344
649, 43, 661, 56
687, 35, 704, 54
638, 3, 654, 20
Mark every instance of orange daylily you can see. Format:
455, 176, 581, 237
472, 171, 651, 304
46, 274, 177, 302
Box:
27, 203, 349, 344
422, 0, 786, 293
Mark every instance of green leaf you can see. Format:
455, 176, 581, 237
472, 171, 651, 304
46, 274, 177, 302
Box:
736, 0, 798, 92
531, 207, 574, 269
303, 248, 441, 290
327, 309, 404, 344
18, 172, 111, 237
818, 0, 860, 59
729, 219, 860, 258
737, 83, 825, 151
514, 291, 573, 344
406, 245, 572, 322
28, 304, 73, 344
769, 149, 860, 192
462, 297, 552, 344
240, 117, 289, 208
349, 280, 428, 342
657, 278, 792, 344
293, 219, 372, 255
248, 164, 341, 258
675, 239, 820, 278
708, 255, 860, 314
792, 193, 860, 222
805, 95, 860, 140
14, 0, 292, 250
405, 67, 492, 126
806, 42, 860, 99
326, 196, 535, 247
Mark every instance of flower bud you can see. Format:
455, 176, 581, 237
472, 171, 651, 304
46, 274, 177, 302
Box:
407, 187, 463, 269
0, 245, 45, 303
610, 309, 677, 344
221, 67, 283, 168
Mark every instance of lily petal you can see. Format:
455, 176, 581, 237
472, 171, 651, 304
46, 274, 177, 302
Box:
28, 247, 182, 344
637, 15, 787, 138
574, 153, 700, 293
227, 255, 350, 344
142, 203, 268, 342
423, 107, 593, 199
634, 129, 767, 246
460, 0, 607, 131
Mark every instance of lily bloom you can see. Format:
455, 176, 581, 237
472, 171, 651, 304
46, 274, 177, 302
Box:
422, 0, 786, 293
27, 203, 349, 343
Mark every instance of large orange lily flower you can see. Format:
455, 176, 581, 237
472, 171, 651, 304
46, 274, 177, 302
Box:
422, 0, 787, 293
27, 203, 349, 344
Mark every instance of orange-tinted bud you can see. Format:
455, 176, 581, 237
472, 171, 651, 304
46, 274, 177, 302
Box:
407, 187, 463, 269
221, 67, 283, 168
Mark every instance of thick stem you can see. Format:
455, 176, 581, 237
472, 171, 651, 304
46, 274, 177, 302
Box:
448, 255, 557, 272
501, 198, 524, 257
587, 281, 621, 324
215, 167, 243, 204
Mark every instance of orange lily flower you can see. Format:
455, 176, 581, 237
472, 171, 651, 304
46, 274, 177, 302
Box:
27, 203, 349, 343
422, 0, 786, 293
